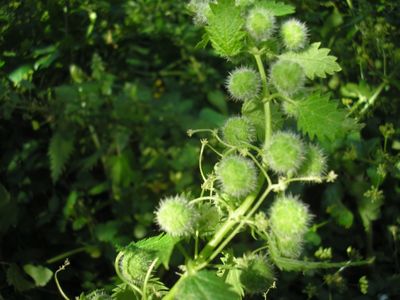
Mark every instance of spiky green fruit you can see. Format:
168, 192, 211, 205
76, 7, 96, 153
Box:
246, 7, 276, 41
196, 203, 221, 235
226, 67, 261, 101
281, 19, 308, 51
298, 144, 327, 178
263, 131, 304, 174
238, 254, 275, 294
115, 244, 154, 286
216, 155, 257, 197
281, 98, 299, 117
156, 196, 197, 237
270, 59, 305, 95
269, 194, 312, 258
222, 116, 256, 147
187, 0, 215, 25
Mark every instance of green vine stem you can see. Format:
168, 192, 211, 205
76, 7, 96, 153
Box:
195, 189, 260, 267
54, 259, 71, 300
254, 53, 271, 143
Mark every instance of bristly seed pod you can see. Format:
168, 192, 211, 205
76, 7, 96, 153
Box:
216, 155, 257, 198
237, 253, 275, 294
187, 0, 216, 25
115, 244, 155, 286
263, 131, 305, 174
226, 67, 261, 101
270, 59, 305, 96
297, 144, 327, 178
281, 19, 308, 51
268, 194, 312, 258
222, 116, 256, 147
195, 203, 221, 236
155, 195, 198, 237
246, 7, 276, 41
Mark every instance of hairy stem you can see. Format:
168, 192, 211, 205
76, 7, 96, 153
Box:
254, 53, 272, 143
203, 184, 275, 266
194, 191, 259, 268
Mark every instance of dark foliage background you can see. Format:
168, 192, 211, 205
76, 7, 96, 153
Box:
0, 0, 399, 299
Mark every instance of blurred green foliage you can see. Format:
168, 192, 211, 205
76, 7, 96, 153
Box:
0, 0, 399, 299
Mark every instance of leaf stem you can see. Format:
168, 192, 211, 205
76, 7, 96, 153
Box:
193, 190, 260, 271
359, 81, 386, 116
246, 151, 272, 186
204, 184, 275, 265
54, 259, 71, 300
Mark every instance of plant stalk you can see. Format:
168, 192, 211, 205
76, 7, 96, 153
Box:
254, 53, 272, 143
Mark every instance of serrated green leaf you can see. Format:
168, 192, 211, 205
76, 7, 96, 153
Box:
112, 284, 139, 300
289, 93, 350, 141
6, 264, 34, 292
175, 270, 240, 300
134, 234, 179, 269
206, 0, 245, 57
280, 42, 341, 79
23, 264, 53, 287
49, 130, 74, 182
195, 33, 210, 49
260, 1, 295, 16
